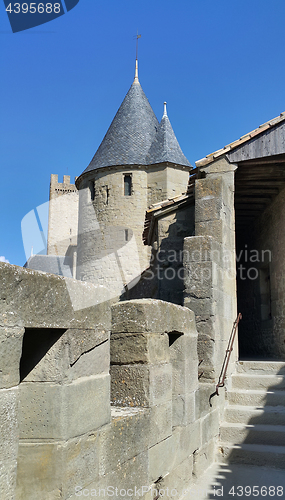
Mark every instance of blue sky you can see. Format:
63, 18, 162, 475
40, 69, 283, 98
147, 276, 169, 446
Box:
1, 0, 285, 266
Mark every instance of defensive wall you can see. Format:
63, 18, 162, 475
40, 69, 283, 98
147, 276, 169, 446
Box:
0, 262, 225, 500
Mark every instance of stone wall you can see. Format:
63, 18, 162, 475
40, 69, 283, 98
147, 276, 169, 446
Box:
147, 164, 189, 206
0, 263, 222, 500
76, 164, 189, 299
76, 167, 149, 295
155, 205, 195, 305
47, 175, 79, 267
125, 204, 195, 304
0, 262, 111, 500
183, 157, 238, 383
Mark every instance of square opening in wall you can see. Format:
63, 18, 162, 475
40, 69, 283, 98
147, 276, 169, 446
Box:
20, 328, 66, 382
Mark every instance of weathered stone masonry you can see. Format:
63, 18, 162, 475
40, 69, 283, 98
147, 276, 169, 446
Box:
0, 262, 222, 500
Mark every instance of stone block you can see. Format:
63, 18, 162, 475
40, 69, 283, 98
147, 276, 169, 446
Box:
94, 451, 149, 500
172, 393, 195, 427
111, 299, 195, 336
148, 421, 201, 484
110, 332, 169, 365
0, 326, 24, 388
183, 236, 221, 264
195, 220, 224, 245
111, 363, 172, 407
158, 455, 194, 500
62, 433, 100, 499
0, 459, 17, 500
67, 328, 109, 365
199, 157, 236, 175
148, 436, 175, 483
201, 408, 220, 443
195, 195, 223, 224
99, 408, 149, 475
198, 365, 215, 382
0, 387, 19, 461
17, 433, 100, 500
149, 401, 172, 447
171, 421, 201, 470
100, 402, 171, 476
16, 441, 63, 500
184, 296, 213, 321
67, 340, 110, 381
183, 261, 215, 299
19, 374, 110, 440
192, 438, 216, 479
170, 334, 198, 395
195, 177, 223, 205
197, 333, 215, 365
196, 317, 216, 337
0, 262, 111, 330
172, 358, 198, 396
22, 330, 109, 383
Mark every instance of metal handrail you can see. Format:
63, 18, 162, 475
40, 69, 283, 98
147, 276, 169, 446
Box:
209, 312, 242, 407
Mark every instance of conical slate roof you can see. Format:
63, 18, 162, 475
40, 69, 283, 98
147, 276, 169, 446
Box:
146, 103, 192, 167
82, 79, 159, 174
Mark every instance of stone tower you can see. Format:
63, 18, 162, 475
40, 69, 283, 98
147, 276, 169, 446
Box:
75, 60, 191, 298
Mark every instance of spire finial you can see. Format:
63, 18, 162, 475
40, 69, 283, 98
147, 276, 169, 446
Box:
134, 59, 139, 83
134, 30, 141, 84
163, 101, 167, 118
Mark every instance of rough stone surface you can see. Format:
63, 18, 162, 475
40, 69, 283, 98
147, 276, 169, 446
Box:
148, 422, 201, 484
0, 263, 111, 330
83, 451, 149, 500
21, 330, 109, 384
16, 433, 100, 500
19, 374, 110, 440
172, 393, 195, 427
192, 438, 216, 479
16, 442, 63, 500
0, 459, 17, 500
111, 363, 172, 407
170, 334, 198, 395
158, 455, 194, 500
111, 299, 196, 335
0, 388, 19, 461
110, 332, 169, 365
0, 326, 24, 388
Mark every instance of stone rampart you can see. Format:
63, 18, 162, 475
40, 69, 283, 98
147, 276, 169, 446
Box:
0, 264, 221, 500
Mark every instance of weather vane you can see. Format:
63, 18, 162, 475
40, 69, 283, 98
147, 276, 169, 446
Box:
135, 30, 141, 60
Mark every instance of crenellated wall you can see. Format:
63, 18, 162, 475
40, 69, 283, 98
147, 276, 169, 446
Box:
0, 263, 222, 500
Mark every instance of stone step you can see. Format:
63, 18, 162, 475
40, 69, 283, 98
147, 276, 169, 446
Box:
218, 443, 285, 469
225, 404, 285, 425
231, 373, 285, 391
237, 361, 285, 376
227, 389, 285, 407
220, 422, 285, 447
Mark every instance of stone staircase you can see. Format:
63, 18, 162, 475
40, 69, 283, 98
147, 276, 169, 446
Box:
219, 360, 285, 468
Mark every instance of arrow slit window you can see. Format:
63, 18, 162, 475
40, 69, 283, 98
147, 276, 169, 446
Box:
124, 174, 132, 196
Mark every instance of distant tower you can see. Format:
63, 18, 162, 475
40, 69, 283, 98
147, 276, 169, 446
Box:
75, 59, 191, 296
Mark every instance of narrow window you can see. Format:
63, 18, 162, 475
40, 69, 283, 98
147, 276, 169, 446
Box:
124, 174, 132, 196
125, 229, 129, 241
89, 181, 95, 201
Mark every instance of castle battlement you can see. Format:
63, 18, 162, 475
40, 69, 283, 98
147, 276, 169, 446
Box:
50, 174, 78, 198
